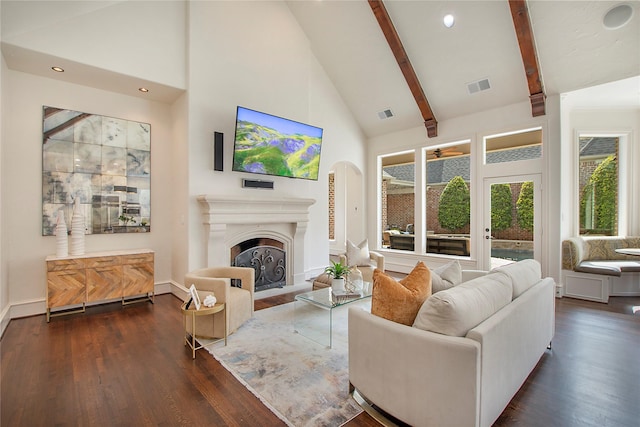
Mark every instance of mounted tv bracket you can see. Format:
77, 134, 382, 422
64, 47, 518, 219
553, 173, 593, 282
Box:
242, 179, 274, 189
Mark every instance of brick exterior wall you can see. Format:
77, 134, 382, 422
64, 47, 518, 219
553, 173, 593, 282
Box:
387, 193, 414, 230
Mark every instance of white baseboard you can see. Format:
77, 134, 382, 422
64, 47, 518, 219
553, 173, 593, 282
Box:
0, 303, 11, 338
4, 281, 178, 323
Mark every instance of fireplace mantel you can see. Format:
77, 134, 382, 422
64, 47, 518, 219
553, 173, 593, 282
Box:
197, 195, 315, 225
197, 195, 316, 285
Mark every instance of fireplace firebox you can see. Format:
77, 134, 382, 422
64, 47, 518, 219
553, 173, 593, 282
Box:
231, 238, 286, 292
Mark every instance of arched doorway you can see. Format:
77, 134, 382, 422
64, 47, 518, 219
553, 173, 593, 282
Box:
329, 161, 365, 255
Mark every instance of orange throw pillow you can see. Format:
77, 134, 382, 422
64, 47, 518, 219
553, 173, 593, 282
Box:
371, 261, 432, 325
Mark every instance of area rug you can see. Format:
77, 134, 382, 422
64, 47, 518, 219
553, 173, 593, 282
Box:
205, 298, 371, 426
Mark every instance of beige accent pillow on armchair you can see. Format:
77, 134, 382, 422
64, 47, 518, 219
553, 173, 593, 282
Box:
340, 239, 385, 283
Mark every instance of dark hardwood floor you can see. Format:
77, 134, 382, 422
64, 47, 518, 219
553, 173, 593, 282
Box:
2, 291, 639, 426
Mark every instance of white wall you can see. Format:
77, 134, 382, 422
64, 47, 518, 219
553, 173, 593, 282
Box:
0, 5, 8, 334
2, 71, 175, 317
1, 0, 187, 89
183, 1, 366, 281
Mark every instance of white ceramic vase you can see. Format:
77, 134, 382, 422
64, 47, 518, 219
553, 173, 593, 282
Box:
70, 199, 85, 256
55, 211, 68, 258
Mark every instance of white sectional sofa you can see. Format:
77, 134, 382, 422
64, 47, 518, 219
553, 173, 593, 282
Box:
348, 259, 555, 427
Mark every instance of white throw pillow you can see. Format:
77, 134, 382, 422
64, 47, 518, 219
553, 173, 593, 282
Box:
413, 271, 513, 337
346, 239, 371, 267
431, 260, 462, 293
491, 259, 541, 299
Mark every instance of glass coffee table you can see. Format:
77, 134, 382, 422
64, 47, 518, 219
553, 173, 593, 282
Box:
294, 285, 371, 348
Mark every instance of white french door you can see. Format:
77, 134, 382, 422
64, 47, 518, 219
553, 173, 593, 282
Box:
481, 174, 541, 271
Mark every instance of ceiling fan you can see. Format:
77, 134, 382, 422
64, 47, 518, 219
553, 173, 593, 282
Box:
429, 146, 464, 159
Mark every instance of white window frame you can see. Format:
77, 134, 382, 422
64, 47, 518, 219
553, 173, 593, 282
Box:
574, 131, 631, 237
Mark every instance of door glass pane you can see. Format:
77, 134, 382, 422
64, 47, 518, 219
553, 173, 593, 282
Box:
490, 180, 534, 268
381, 151, 415, 251
578, 137, 618, 236
425, 142, 471, 257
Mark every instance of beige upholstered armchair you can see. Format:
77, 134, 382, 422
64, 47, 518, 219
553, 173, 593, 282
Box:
184, 267, 255, 338
339, 239, 385, 283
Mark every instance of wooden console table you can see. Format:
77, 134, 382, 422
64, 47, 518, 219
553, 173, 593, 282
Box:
46, 249, 154, 321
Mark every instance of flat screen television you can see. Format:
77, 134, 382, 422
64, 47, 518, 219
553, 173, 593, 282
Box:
232, 106, 323, 181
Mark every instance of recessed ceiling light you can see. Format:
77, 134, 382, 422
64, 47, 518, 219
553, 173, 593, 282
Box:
443, 14, 455, 28
603, 3, 634, 30
51, 66, 64, 73
138, 87, 149, 93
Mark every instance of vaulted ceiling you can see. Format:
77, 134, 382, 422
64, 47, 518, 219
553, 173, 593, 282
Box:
286, 0, 640, 138
2, 1, 638, 141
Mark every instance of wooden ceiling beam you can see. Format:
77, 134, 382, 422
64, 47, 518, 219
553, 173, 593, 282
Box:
368, 0, 438, 138
509, 0, 546, 116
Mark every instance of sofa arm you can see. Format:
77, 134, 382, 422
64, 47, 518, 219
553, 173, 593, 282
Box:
348, 307, 481, 427
339, 253, 348, 266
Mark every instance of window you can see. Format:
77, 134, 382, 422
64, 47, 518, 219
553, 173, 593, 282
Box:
578, 137, 618, 236
380, 151, 415, 251
425, 141, 471, 256
484, 127, 542, 165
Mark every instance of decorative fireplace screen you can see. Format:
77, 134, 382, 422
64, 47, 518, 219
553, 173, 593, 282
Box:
234, 246, 286, 292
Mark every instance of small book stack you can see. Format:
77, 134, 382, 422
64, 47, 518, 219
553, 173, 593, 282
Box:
331, 290, 362, 304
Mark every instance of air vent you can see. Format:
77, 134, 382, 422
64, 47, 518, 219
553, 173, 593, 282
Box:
467, 78, 491, 94
377, 109, 394, 120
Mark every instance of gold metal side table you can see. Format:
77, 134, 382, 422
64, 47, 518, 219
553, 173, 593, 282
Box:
181, 301, 226, 359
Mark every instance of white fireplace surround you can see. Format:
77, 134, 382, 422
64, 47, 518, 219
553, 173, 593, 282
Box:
197, 195, 316, 286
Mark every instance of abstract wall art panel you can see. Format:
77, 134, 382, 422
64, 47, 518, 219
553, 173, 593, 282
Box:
42, 106, 151, 235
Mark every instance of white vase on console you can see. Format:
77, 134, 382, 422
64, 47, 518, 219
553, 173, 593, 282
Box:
55, 211, 68, 258
70, 199, 85, 256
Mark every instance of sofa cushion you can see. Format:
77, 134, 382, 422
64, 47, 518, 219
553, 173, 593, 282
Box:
431, 260, 463, 293
575, 260, 640, 277
371, 262, 432, 326
346, 239, 371, 267
491, 259, 541, 299
413, 271, 513, 337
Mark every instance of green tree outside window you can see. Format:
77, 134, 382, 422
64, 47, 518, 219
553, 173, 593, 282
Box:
438, 176, 470, 231
580, 155, 617, 235
491, 184, 512, 232
517, 181, 534, 232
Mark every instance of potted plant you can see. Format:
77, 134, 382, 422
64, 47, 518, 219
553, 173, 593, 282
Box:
324, 260, 351, 292
119, 214, 136, 226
